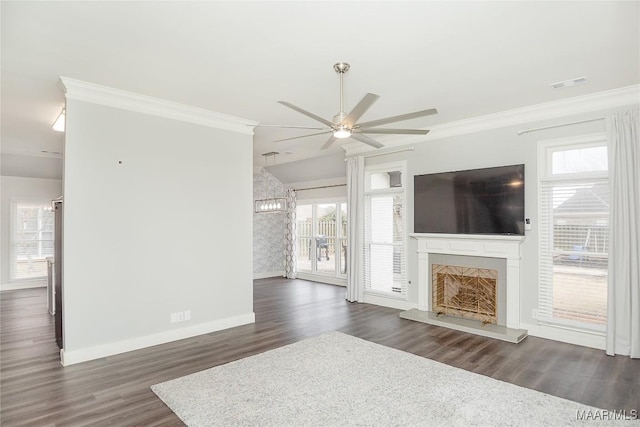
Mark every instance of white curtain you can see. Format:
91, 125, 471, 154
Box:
346, 156, 365, 302
606, 109, 640, 358
284, 188, 297, 279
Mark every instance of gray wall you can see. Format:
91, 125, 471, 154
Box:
62, 99, 254, 358
253, 168, 285, 276
365, 109, 618, 326
1, 154, 63, 180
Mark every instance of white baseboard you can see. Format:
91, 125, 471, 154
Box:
1, 281, 47, 291
520, 321, 605, 350
60, 311, 256, 366
253, 271, 284, 279
296, 273, 346, 287
363, 293, 418, 311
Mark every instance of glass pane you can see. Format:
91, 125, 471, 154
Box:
551, 260, 607, 325
370, 196, 393, 242
370, 171, 402, 190
315, 237, 336, 275
315, 204, 336, 275
552, 146, 607, 175
316, 204, 336, 238
15, 257, 48, 279
296, 205, 313, 273
339, 203, 348, 275
12, 202, 54, 280
550, 181, 609, 325
369, 244, 393, 292
296, 205, 313, 237
340, 203, 347, 238
393, 195, 404, 244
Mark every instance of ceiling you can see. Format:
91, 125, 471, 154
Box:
2, 1, 638, 178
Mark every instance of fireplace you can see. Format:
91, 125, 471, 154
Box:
402, 233, 527, 343
433, 264, 497, 324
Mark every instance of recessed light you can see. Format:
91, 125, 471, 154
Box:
550, 76, 587, 89
284, 151, 294, 155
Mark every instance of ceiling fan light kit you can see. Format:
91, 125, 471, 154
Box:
261, 62, 438, 150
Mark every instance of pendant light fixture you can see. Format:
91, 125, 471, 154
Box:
254, 152, 287, 213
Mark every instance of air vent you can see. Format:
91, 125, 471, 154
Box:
550, 76, 587, 89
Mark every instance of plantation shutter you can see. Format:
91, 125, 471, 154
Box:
364, 192, 407, 296
10, 201, 55, 281
538, 179, 609, 328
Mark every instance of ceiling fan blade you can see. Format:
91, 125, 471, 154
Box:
341, 93, 380, 126
278, 101, 335, 127
274, 131, 331, 143
357, 108, 438, 129
253, 124, 326, 130
350, 133, 384, 149
321, 135, 337, 150
358, 128, 430, 135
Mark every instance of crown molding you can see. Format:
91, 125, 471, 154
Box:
60, 77, 257, 135
343, 84, 640, 156
1, 148, 63, 159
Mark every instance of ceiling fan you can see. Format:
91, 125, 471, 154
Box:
258, 62, 438, 150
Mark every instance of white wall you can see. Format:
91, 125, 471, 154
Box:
0, 176, 62, 289
267, 151, 346, 185
62, 98, 254, 364
289, 176, 347, 201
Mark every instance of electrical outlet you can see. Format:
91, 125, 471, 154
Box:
176, 312, 184, 322
532, 309, 539, 319
184, 310, 191, 321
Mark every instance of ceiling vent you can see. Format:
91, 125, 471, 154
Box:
550, 76, 587, 89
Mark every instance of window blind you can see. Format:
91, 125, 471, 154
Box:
9, 201, 55, 281
538, 179, 609, 329
364, 192, 407, 297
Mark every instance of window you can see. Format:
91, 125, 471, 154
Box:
538, 135, 609, 330
364, 162, 407, 297
296, 201, 347, 279
10, 200, 55, 281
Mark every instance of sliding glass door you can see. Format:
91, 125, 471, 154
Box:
296, 201, 347, 282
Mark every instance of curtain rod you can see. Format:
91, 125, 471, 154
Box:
345, 146, 415, 161
517, 117, 604, 135
293, 183, 347, 191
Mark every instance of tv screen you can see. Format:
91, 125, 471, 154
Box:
414, 164, 525, 235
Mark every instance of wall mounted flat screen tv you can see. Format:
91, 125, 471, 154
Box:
414, 164, 525, 235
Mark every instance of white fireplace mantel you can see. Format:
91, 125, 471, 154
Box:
409, 233, 526, 330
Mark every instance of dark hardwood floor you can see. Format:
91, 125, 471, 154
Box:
1, 278, 638, 426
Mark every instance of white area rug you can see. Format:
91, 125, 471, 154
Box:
151, 332, 612, 426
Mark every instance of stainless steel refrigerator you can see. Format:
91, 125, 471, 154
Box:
53, 198, 63, 350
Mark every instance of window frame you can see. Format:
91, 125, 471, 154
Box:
541, 134, 609, 182
537, 133, 609, 332
9, 199, 55, 283
363, 161, 408, 300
